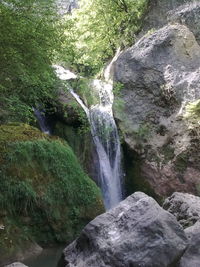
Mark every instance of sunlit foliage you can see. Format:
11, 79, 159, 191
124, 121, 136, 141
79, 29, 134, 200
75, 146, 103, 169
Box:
61, 0, 149, 75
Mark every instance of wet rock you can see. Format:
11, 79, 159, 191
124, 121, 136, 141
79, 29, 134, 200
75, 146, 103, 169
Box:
58, 192, 187, 267
163, 192, 200, 227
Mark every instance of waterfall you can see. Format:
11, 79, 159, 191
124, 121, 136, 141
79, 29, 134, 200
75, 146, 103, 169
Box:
33, 108, 51, 135
54, 65, 123, 210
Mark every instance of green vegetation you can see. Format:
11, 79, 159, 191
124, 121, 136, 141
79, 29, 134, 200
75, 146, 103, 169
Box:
0, 124, 103, 260
134, 123, 151, 147
184, 99, 200, 137
113, 82, 125, 113
0, 0, 149, 123
53, 122, 92, 169
0, 0, 63, 123
174, 152, 189, 173
185, 100, 200, 121
185, 99, 200, 118
159, 144, 175, 164
0, 0, 151, 262
69, 78, 99, 107
61, 0, 149, 75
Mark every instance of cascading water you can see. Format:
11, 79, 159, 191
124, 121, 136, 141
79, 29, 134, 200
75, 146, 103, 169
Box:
54, 65, 123, 210
33, 108, 51, 135
71, 81, 123, 209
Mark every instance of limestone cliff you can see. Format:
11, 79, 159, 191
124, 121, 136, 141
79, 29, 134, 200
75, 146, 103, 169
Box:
112, 1, 200, 197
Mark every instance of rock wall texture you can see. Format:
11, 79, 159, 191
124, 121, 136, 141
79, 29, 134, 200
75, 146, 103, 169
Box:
163, 192, 200, 227
168, 2, 200, 44
141, 0, 198, 35
113, 2, 200, 197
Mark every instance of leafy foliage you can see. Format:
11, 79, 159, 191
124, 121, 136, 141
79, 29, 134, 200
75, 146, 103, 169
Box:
60, 0, 149, 75
184, 99, 200, 136
0, 0, 63, 123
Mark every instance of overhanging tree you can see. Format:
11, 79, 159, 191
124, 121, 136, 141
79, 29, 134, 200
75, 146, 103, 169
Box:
61, 0, 149, 75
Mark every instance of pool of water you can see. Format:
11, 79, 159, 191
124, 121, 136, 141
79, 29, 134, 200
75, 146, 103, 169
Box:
23, 246, 64, 267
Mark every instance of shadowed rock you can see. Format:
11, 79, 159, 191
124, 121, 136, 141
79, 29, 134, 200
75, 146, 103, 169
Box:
163, 192, 200, 227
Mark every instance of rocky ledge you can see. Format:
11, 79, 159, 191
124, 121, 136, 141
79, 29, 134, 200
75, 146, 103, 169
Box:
57, 192, 200, 267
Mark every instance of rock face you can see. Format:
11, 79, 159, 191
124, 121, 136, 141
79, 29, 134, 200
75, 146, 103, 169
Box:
141, 0, 198, 35
58, 192, 188, 267
168, 2, 200, 44
179, 221, 200, 267
113, 22, 200, 196
163, 192, 200, 227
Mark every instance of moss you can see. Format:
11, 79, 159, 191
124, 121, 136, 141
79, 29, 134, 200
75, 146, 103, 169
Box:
184, 99, 200, 136
159, 144, 175, 163
196, 183, 200, 197
69, 78, 99, 107
185, 99, 200, 119
174, 152, 189, 173
133, 123, 152, 146
0, 123, 104, 261
53, 122, 94, 176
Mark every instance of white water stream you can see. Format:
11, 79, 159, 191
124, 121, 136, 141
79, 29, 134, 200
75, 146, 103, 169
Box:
53, 65, 123, 210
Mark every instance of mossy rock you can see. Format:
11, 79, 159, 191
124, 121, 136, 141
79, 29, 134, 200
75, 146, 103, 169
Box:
0, 123, 104, 263
53, 121, 94, 174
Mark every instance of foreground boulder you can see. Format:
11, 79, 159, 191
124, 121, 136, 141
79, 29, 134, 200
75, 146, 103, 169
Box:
179, 221, 200, 267
163, 192, 200, 227
58, 192, 187, 267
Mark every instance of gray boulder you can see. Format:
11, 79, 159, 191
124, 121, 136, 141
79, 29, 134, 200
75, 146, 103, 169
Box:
163, 192, 200, 227
168, 2, 200, 44
140, 0, 196, 35
179, 221, 200, 267
58, 192, 187, 267
113, 23, 200, 197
